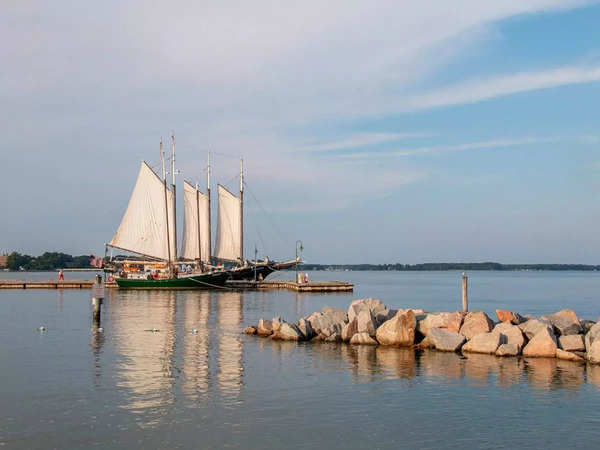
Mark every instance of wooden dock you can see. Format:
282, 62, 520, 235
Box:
0, 279, 353, 292
226, 280, 353, 292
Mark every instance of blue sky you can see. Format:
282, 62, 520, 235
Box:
1, 0, 600, 263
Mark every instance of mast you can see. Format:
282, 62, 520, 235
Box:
207, 151, 212, 263
195, 183, 201, 262
239, 157, 244, 263
161, 138, 172, 263
171, 132, 178, 261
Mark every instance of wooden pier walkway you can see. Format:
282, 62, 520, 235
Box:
0, 279, 353, 292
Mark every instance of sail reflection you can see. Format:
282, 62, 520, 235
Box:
217, 292, 243, 401
111, 290, 177, 419
181, 291, 211, 399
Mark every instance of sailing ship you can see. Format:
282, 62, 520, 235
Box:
106, 133, 298, 288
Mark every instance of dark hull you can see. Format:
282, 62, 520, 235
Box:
115, 271, 229, 289
228, 265, 276, 281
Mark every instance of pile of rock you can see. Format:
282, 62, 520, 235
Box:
244, 299, 600, 364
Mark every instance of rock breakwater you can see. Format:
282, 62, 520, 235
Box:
245, 298, 600, 364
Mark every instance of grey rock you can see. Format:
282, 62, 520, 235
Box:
272, 322, 303, 341
297, 318, 315, 341
496, 343, 519, 357
558, 334, 585, 352
348, 298, 388, 325
421, 328, 466, 352
519, 319, 553, 340
580, 320, 596, 334
324, 332, 343, 343
541, 309, 582, 336
356, 310, 377, 337
587, 339, 600, 364
462, 332, 502, 354
585, 322, 600, 351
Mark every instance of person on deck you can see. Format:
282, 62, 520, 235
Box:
58, 269, 64, 281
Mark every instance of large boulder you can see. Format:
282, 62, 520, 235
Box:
356, 310, 377, 337
257, 319, 273, 336
556, 349, 585, 362
348, 298, 390, 325
519, 319, 553, 340
417, 311, 463, 336
421, 328, 466, 352
375, 310, 416, 346
580, 320, 596, 334
350, 332, 378, 345
321, 307, 348, 324
496, 343, 519, 357
272, 316, 283, 333
272, 322, 303, 341
522, 328, 557, 358
585, 322, 600, 351
341, 319, 358, 342
459, 311, 493, 340
308, 309, 347, 338
297, 318, 315, 341
491, 322, 526, 351
496, 309, 525, 325
541, 309, 582, 336
462, 332, 502, 354
587, 339, 600, 364
558, 334, 585, 352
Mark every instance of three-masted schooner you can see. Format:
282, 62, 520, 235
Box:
106, 134, 298, 288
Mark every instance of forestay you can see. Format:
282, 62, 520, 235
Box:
214, 184, 241, 261
110, 161, 176, 261
181, 181, 211, 263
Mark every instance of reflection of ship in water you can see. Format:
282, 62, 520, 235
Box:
181, 291, 211, 398
105, 290, 244, 417
216, 292, 243, 400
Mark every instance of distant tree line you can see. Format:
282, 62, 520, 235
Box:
3, 252, 92, 271
299, 262, 600, 271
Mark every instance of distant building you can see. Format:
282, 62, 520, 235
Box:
0, 254, 7, 268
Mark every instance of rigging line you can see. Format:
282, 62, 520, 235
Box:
243, 181, 291, 250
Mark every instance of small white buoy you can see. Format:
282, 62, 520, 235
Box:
98, 327, 104, 333
191, 328, 198, 334
38, 326, 46, 332
151, 328, 159, 333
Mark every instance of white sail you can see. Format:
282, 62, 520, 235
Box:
214, 184, 241, 261
110, 161, 175, 261
181, 181, 211, 263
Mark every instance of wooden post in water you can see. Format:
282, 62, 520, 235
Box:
92, 297, 103, 326
461, 272, 468, 312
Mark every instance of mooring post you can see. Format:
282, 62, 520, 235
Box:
462, 272, 468, 312
92, 273, 105, 327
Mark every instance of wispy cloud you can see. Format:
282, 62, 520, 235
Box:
402, 65, 600, 112
302, 132, 429, 152
339, 137, 555, 159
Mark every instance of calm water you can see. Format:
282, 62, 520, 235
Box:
1, 270, 600, 449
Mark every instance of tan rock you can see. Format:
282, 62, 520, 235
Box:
459, 311, 493, 340
496, 343, 519, 356
417, 311, 463, 336
519, 319, 553, 340
357, 310, 377, 337
272, 322, 303, 341
244, 326, 257, 335
257, 319, 273, 336
350, 332, 378, 345
347, 298, 387, 324
420, 328, 466, 352
585, 322, 600, 351
522, 328, 557, 358
491, 322, 526, 351
462, 332, 502, 354
558, 334, 585, 352
587, 339, 600, 364
556, 349, 585, 362
496, 309, 524, 325
324, 332, 343, 343
375, 310, 416, 346
297, 318, 315, 340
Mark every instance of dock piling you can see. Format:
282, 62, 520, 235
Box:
92, 297, 103, 326
462, 272, 468, 312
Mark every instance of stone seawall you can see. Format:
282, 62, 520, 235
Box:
244, 298, 600, 364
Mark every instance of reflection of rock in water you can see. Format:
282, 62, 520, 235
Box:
419, 350, 464, 380
376, 346, 416, 380
524, 358, 557, 390
181, 292, 211, 399
111, 290, 177, 417
586, 364, 600, 389
217, 292, 243, 400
